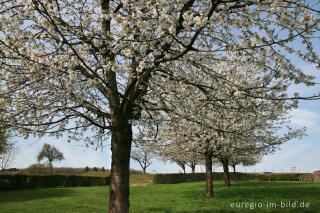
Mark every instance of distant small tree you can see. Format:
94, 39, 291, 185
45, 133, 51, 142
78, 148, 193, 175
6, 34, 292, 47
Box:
37, 144, 64, 175
185, 153, 201, 173
0, 129, 17, 174
101, 167, 105, 172
0, 129, 8, 154
186, 160, 197, 174
93, 167, 98, 172
173, 160, 187, 174
0, 143, 17, 174
227, 153, 263, 173
130, 146, 153, 174
241, 155, 262, 168
84, 166, 90, 172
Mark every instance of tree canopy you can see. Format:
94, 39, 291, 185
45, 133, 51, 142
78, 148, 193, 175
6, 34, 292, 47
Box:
37, 143, 64, 175
1, 1, 319, 212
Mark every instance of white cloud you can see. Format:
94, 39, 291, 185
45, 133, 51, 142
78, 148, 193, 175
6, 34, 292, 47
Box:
289, 109, 320, 134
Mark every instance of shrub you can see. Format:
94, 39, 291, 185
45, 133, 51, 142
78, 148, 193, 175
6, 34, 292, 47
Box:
153, 173, 313, 184
257, 173, 304, 181
153, 172, 260, 184
153, 172, 310, 184
84, 166, 90, 172
24, 163, 49, 175
0, 174, 110, 191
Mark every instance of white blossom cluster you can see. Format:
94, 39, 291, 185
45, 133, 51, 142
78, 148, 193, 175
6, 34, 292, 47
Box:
137, 55, 307, 164
0, 0, 319, 148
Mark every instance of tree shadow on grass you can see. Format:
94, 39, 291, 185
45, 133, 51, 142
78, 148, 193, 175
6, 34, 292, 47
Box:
217, 181, 320, 201
0, 188, 74, 203
182, 181, 320, 201
178, 182, 320, 213
176, 210, 239, 213
147, 208, 246, 213
146, 207, 172, 213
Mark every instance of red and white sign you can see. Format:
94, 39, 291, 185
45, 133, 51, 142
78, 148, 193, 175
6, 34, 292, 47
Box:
291, 167, 296, 173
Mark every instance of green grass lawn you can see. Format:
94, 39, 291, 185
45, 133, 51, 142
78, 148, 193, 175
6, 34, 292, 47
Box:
0, 181, 319, 213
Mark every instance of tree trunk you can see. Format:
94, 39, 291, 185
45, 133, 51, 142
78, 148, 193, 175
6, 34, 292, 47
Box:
143, 167, 146, 174
205, 151, 213, 198
176, 161, 186, 174
232, 165, 237, 182
49, 161, 53, 176
191, 165, 195, 173
108, 116, 132, 213
222, 160, 230, 186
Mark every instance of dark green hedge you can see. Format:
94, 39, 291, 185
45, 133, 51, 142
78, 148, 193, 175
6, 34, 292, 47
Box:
258, 173, 307, 181
0, 174, 110, 191
153, 173, 306, 184
153, 172, 260, 184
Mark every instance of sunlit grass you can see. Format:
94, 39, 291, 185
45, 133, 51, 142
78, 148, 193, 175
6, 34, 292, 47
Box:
0, 181, 319, 213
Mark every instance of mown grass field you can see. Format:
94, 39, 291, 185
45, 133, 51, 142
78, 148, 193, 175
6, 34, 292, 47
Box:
0, 181, 319, 213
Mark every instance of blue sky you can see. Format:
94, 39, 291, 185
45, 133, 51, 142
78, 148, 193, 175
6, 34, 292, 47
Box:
11, 62, 320, 174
